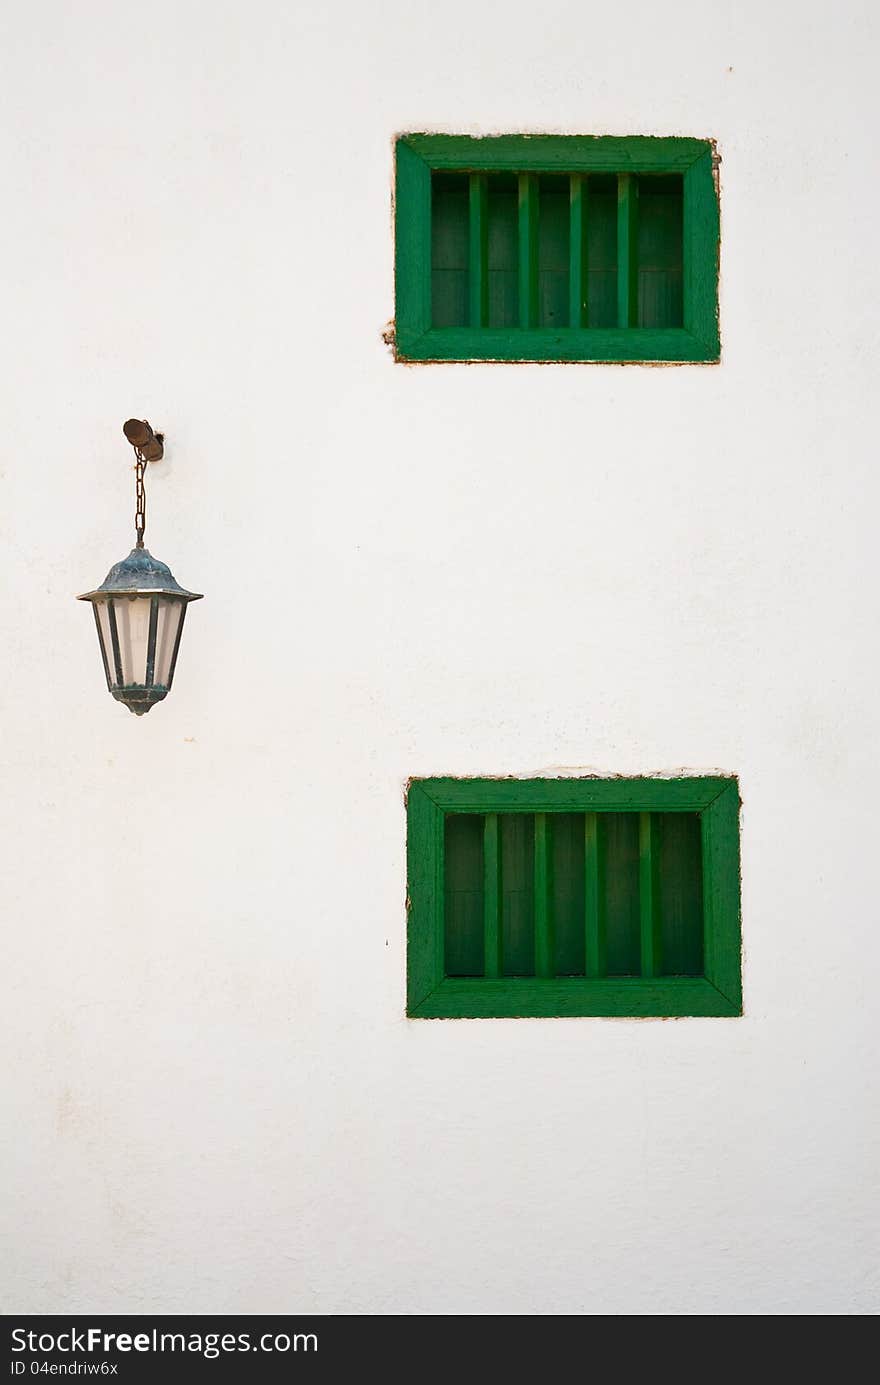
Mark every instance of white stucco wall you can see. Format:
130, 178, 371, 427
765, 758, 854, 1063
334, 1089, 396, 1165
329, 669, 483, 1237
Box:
2, 0, 877, 1316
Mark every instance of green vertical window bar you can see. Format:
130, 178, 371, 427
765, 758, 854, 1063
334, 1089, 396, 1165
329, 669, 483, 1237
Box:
483, 812, 501, 978
468, 173, 488, 328
518, 173, 538, 328
584, 812, 606, 977
617, 173, 638, 328
534, 813, 553, 977
569, 174, 587, 328
639, 811, 662, 977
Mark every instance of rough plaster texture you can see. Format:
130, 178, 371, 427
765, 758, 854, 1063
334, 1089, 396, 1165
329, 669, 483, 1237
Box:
1, 0, 878, 1316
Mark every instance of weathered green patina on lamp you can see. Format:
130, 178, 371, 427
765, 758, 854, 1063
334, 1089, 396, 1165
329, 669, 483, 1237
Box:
78, 420, 203, 715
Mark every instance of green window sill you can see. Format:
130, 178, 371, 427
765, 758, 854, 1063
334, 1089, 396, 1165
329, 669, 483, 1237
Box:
395, 326, 718, 364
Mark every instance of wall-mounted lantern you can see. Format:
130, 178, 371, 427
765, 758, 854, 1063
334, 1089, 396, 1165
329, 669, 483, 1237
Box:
77, 420, 203, 716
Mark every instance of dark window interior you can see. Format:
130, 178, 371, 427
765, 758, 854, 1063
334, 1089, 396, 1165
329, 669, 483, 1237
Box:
430, 171, 684, 330
444, 810, 703, 978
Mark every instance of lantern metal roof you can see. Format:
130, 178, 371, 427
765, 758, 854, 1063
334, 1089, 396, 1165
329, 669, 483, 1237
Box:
77, 546, 203, 604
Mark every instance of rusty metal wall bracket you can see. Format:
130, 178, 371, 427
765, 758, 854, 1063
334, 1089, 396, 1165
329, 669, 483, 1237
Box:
122, 418, 164, 462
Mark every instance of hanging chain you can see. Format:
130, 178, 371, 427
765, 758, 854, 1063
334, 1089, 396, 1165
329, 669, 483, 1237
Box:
134, 449, 147, 548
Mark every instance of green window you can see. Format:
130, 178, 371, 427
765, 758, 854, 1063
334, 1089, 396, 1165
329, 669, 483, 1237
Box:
407, 777, 741, 1018
394, 135, 719, 363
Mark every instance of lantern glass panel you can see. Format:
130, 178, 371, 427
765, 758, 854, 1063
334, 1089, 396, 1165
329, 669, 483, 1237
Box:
154, 599, 184, 687
114, 596, 153, 686
94, 600, 114, 686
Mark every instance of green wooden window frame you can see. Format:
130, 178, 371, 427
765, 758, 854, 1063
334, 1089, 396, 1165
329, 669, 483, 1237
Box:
394, 134, 719, 363
407, 777, 741, 1018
